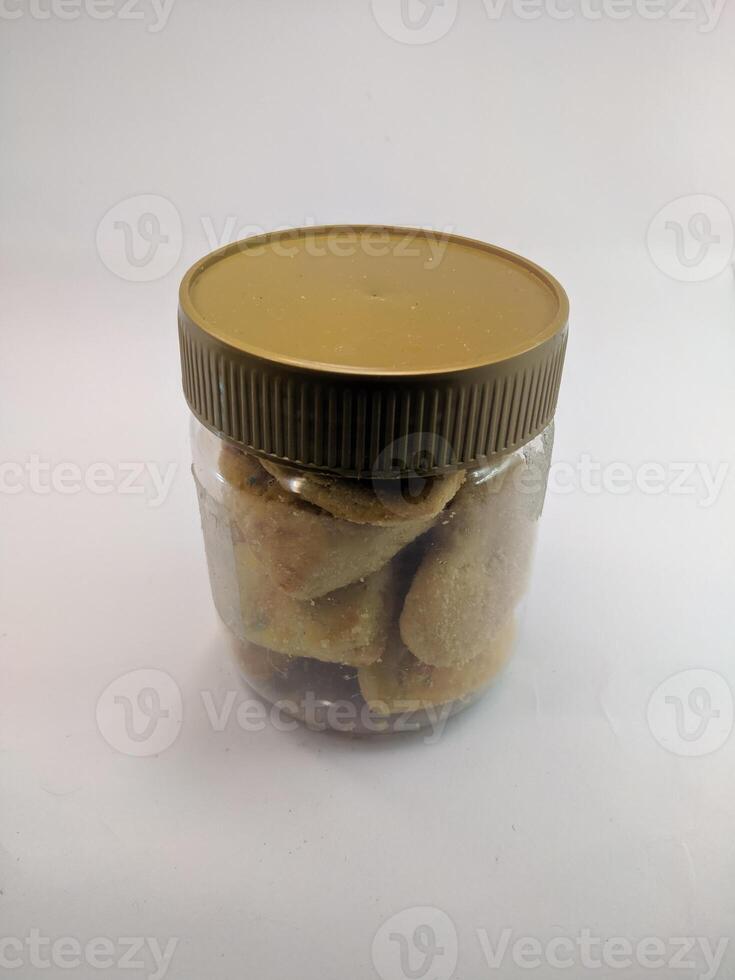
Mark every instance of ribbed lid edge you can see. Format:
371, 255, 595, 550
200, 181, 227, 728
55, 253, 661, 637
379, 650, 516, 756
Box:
179, 312, 568, 478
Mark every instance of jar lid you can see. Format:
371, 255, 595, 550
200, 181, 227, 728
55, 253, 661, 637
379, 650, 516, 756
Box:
178, 225, 569, 477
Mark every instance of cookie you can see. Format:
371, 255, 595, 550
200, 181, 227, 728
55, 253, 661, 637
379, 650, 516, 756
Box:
359, 617, 516, 715
232, 540, 394, 666
234, 640, 294, 683
259, 459, 465, 526
399, 439, 550, 667
220, 447, 433, 599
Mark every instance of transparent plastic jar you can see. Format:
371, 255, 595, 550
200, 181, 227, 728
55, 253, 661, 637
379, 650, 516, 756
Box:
191, 418, 554, 734
179, 226, 568, 735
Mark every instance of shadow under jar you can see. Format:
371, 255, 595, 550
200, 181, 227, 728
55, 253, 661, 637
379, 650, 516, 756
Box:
179, 226, 569, 736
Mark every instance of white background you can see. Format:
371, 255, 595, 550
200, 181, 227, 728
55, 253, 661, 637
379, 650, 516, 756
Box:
2, 2, 734, 978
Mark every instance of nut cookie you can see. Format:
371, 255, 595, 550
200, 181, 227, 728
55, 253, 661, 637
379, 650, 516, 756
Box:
234, 641, 294, 683
233, 541, 394, 665
399, 449, 545, 667
359, 617, 515, 715
260, 459, 465, 526
220, 447, 433, 599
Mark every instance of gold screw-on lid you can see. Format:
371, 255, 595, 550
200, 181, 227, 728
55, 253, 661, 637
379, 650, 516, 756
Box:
178, 225, 569, 477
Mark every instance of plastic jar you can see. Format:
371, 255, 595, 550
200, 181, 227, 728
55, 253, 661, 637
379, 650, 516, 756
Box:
179, 226, 568, 735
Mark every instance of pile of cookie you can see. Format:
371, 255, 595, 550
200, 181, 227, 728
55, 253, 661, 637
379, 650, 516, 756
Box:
219, 441, 544, 716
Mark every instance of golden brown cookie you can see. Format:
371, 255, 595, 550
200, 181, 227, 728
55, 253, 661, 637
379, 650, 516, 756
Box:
234, 640, 294, 683
232, 540, 394, 665
259, 459, 465, 526
399, 441, 549, 667
220, 447, 434, 599
359, 616, 516, 715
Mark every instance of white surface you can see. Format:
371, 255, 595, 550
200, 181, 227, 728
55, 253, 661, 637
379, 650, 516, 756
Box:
2, 3, 734, 979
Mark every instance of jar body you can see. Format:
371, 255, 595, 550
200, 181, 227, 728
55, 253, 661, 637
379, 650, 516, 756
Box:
191, 418, 554, 735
